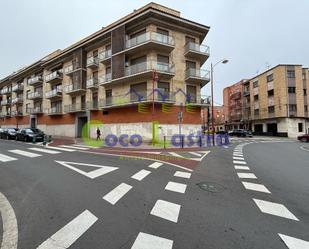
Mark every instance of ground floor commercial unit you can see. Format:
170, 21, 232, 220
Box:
251, 117, 309, 138
0, 104, 204, 140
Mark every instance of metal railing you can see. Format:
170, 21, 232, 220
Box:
27, 107, 43, 114
125, 31, 174, 49
28, 75, 43, 85
63, 84, 85, 93
64, 103, 86, 113
86, 57, 99, 67
185, 68, 210, 80
99, 49, 112, 61
45, 71, 63, 82
11, 97, 23, 104
63, 63, 80, 74
48, 106, 62, 114
99, 73, 112, 84
27, 91, 43, 99
12, 84, 24, 92
86, 101, 100, 110
0, 87, 10, 94
45, 87, 62, 98
185, 42, 210, 55
1, 99, 11, 105
186, 94, 210, 105
86, 78, 99, 88
125, 61, 175, 76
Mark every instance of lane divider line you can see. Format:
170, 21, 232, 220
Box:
241, 182, 271, 194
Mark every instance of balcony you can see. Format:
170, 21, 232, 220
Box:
111, 61, 174, 85
28, 76, 43, 86
27, 107, 43, 114
253, 87, 259, 95
47, 106, 63, 115
45, 87, 62, 100
11, 97, 23, 104
45, 71, 63, 84
267, 81, 274, 91
268, 96, 275, 106
100, 90, 176, 109
64, 103, 86, 113
86, 57, 99, 69
125, 31, 175, 55
86, 101, 100, 110
99, 73, 112, 85
27, 91, 43, 100
185, 94, 210, 106
0, 87, 10, 95
243, 90, 250, 96
184, 42, 210, 64
185, 68, 210, 86
12, 84, 24, 92
63, 83, 86, 96
11, 110, 23, 117
231, 91, 241, 100
99, 49, 112, 64
1, 99, 11, 106
86, 78, 99, 90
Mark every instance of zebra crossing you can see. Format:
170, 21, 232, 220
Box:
0, 145, 90, 162
160, 150, 210, 161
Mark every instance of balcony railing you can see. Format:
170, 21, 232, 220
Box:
28, 76, 43, 85
125, 31, 174, 49
185, 94, 210, 106
45, 87, 62, 98
64, 103, 86, 113
99, 74, 112, 85
63, 84, 86, 94
185, 68, 210, 86
1, 99, 11, 105
99, 49, 112, 62
11, 97, 23, 104
185, 42, 210, 55
27, 91, 43, 100
125, 61, 175, 76
243, 90, 250, 96
86, 78, 99, 89
86, 57, 99, 68
45, 71, 63, 83
63, 63, 80, 75
27, 107, 43, 114
48, 106, 63, 115
12, 84, 24, 92
0, 88, 9, 94
86, 101, 100, 110
253, 87, 259, 95
11, 110, 23, 116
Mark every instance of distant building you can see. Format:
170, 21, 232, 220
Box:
202, 106, 225, 132
223, 65, 309, 137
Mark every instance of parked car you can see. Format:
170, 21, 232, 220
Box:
1, 128, 19, 140
0, 128, 5, 139
297, 134, 309, 142
245, 130, 253, 137
228, 129, 247, 137
216, 130, 228, 135
16, 128, 44, 142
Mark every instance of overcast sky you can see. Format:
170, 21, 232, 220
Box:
0, 0, 308, 104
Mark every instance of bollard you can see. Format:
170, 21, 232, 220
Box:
32, 136, 36, 144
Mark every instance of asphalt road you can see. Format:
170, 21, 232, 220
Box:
0, 138, 308, 249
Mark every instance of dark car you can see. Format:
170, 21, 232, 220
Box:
245, 130, 253, 137
1, 128, 19, 140
297, 134, 309, 142
228, 129, 247, 137
216, 130, 228, 135
16, 128, 44, 142
0, 128, 5, 139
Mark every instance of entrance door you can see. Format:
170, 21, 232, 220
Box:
77, 116, 88, 138
267, 123, 278, 135
30, 117, 36, 128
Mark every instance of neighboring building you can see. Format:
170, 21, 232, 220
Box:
0, 3, 210, 139
224, 65, 309, 137
201, 105, 225, 132
223, 80, 246, 130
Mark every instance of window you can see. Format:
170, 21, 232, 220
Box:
254, 95, 259, 101
105, 89, 112, 105
289, 104, 297, 112
267, 74, 273, 82
157, 28, 169, 36
268, 89, 274, 96
254, 109, 259, 115
304, 89, 307, 96
303, 73, 306, 80
253, 81, 258, 88
288, 87, 296, 93
298, 123, 303, 133
185, 36, 195, 44
287, 70, 295, 78
305, 105, 308, 112
268, 106, 275, 113
186, 85, 197, 103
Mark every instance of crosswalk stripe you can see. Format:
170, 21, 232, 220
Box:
46, 146, 76, 152
233, 156, 244, 160
165, 181, 187, 194
103, 183, 132, 205
233, 160, 246, 165
9, 149, 41, 158
237, 173, 257, 179
253, 199, 299, 221
168, 152, 184, 158
29, 148, 61, 154
174, 171, 191, 179
0, 154, 18, 162
150, 199, 181, 223
278, 234, 309, 249
131, 232, 173, 249
242, 182, 271, 193
131, 169, 151, 181
148, 162, 163, 169
234, 166, 250, 170
60, 145, 89, 150
188, 152, 202, 157
37, 210, 98, 249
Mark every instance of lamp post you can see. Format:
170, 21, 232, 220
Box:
211, 59, 229, 146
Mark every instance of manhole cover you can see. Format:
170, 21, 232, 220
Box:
196, 182, 225, 193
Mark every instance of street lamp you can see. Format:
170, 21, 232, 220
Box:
211, 59, 229, 146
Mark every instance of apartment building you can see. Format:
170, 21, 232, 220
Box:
0, 3, 210, 139
201, 106, 225, 132
224, 65, 309, 137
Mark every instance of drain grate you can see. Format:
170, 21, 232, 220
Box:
197, 182, 225, 193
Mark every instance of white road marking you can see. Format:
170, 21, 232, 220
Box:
29, 147, 61, 154
137, 151, 162, 155
233, 156, 244, 160
174, 171, 191, 179
148, 162, 163, 169
188, 152, 202, 157
0, 192, 18, 249
55, 161, 118, 179
9, 149, 41, 158
60, 145, 89, 150
150, 200, 181, 223
253, 199, 299, 221
233, 160, 247, 165
234, 166, 250, 170
103, 183, 132, 205
46, 146, 76, 152
37, 210, 97, 249
237, 173, 257, 179
242, 182, 271, 193
131, 169, 151, 181
165, 182, 187, 194
168, 152, 184, 158
0, 154, 17, 162
131, 232, 173, 249
278, 234, 309, 249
